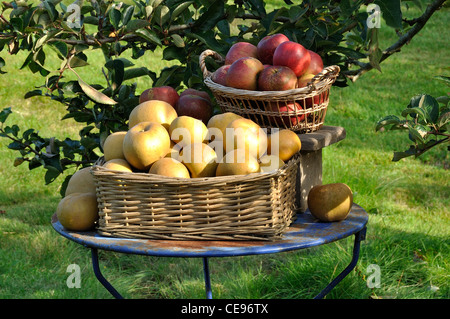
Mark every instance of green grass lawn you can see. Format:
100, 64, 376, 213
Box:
0, 2, 449, 300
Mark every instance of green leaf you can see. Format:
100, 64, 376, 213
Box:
192, 0, 225, 32
408, 123, 428, 144
368, 28, 382, 72
392, 146, 417, 161
419, 94, 440, 124
125, 19, 150, 32
152, 5, 170, 27
0, 57, 6, 74
24, 90, 43, 99
375, 0, 402, 29
171, 1, 193, 22
48, 41, 68, 59
69, 56, 89, 68
69, 68, 117, 105
123, 67, 156, 81
109, 8, 122, 29
0, 107, 12, 123
375, 115, 402, 131
434, 75, 450, 86
108, 59, 125, 91
438, 109, 450, 129
406, 94, 440, 124
134, 29, 162, 46
44, 164, 62, 185
401, 106, 427, 120
171, 34, 185, 48
105, 58, 135, 69
122, 5, 135, 26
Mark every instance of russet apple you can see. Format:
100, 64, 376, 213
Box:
226, 57, 264, 91
269, 101, 304, 127
225, 42, 258, 65
128, 100, 178, 130
257, 65, 297, 91
256, 33, 289, 65
211, 65, 230, 86
123, 121, 171, 171
305, 50, 324, 75
176, 94, 213, 124
139, 86, 180, 107
273, 41, 311, 77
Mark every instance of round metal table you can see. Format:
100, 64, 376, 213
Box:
52, 203, 368, 299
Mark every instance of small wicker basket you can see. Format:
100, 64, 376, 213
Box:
200, 49, 340, 133
91, 155, 300, 241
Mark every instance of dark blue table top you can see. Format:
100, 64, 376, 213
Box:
52, 204, 368, 258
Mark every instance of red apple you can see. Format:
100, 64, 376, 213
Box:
269, 101, 304, 127
273, 41, 311, 77
297, 73, 315, 88
225, 42, 258, 65
257, 65, 297, 91
305, 90, 329, 108
180, 88, 211, 103
211, 65, 230, 86
226, 57, 264, 90
256, 33, 289, 65
139, 86, 180, 107
305, 50, 324, 75
176, 94, 213, 124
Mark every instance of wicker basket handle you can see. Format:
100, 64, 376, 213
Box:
200, 49, 225, 79
307, 65, 341, 90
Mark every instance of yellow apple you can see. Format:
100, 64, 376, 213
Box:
65, 166, 96, 196
123, 121, 171, 171
180, 143, 218, 178
223, 118, 268, 159
128, 100, 178, 130
169, 115, 208, 148
103, 131, 127, 161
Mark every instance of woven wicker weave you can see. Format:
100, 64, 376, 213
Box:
91, 155, 300, 241
200, 49, 340, 133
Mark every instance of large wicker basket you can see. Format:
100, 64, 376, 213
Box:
200, 49, 340, 133
91, 155, 300, 241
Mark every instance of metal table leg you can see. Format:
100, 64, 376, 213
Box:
91, 248, 124, 299
314, 227, 366, 299
203, 257, 213, 299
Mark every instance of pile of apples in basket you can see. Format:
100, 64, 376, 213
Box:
55, 35, 353, 234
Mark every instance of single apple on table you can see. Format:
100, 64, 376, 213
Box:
258, 65, 297, 91
226, 57, 264, 91
256, 33, 289, 65
273, 41, 311, 77
139, 86, 180, 107
225, 42, 258, 65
